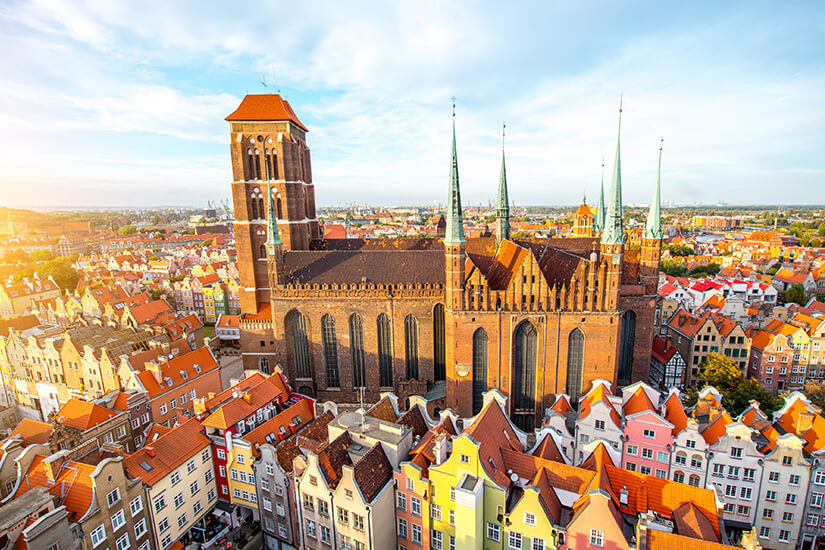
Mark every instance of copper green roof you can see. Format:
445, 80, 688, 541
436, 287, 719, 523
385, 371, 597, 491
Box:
601, 105, 624, 246
644, 141, 664, 240
445, 113, 465, 244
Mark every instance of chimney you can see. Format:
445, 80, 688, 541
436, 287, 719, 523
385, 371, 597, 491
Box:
798, 411, 814, 434
637, 480, 649, 514
207, 392, 215, 400
43, 453, 67, 483
145, 446, 155, 457
242, 392, 252, 404
146, 361, 163, 384
620, 486, 629, 506
433, 432, 448, 466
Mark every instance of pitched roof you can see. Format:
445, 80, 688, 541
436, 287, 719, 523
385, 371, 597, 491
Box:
663, 392, 688, 436
136, 346, 219, 399
502, 449, 594, 494
281, 249, 444, 286
652, 335, 679, 364
623, 386, 657, 416
530, 432, 565, 462
201, 373, 290, 430
397, 405, 430, 438
365, 396, 398, 423
353, 443, 393, 502
55, 399, 118, 431
463, 397, 523, 486
242, 398, 315, 454
9, 418, 53, 446
13, 455, 95, 522
701, 411, 734, 446
548, 394, 572, 416
578, 381, 621, 426
225, 94, 308, 131
673, 501, 721, 542
275, 411, 335, 472
646, 529, 734, 550
315, 431, 353, 489
124, 418, 210, 485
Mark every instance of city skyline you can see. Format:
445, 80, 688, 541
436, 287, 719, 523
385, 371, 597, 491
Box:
1, 1, 824, 208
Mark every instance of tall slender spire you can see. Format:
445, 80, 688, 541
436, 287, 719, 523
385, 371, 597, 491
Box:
594, 157, 605, 232
445, 99, 465, 244
265, 182, 282, 248
496, 122, 510, 246
644, 138, 664, 240
601, 99, 624, 245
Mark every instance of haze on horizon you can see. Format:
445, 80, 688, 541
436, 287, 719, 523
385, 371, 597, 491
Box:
1, 1, 824, 209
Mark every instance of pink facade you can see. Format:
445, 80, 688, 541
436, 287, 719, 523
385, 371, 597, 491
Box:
621, 410, 673, 478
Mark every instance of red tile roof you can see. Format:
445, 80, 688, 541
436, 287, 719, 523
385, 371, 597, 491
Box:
463, 398, 523, 486
201, 373, 290, 430
9, 418, 53, 446
315, 431, 353, 489
136, 346, 219, 399
242, 398, 315, 454
124, 418, 210, 485
663, 392, 688, 436
353, 442, 393, 502
13, 455, 95, 522
55, 399, 118, 431
225, 94, 308, 131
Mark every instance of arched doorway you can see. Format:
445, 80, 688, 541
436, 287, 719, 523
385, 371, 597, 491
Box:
512, 321, 537, 431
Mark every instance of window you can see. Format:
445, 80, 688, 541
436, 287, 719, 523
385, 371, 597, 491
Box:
743, 468, 755, 482
728, 466, 740, 478
790, 474, 800, 486
769, 471, 780, 483
321, 314, 340, 387
134, 518, 146, 539
406, 477, 415, 490
129, 496, 143, 517
190, 480, 200, 495
740, 487, 752, 500
763, 508, 774, 519
349, 313, 367, 387
655, 469, 667, 479
115, 533, 130, 550
487, 522, 501, 542
782, 511, 794, 522
177, 513, 187, 529
174, 492, 184, 509
353, 514, 365, 531
107, 488, 121, 507
449, 509, 455, 526
450, 487, 456, 501
161, 535, 172, 549
337, 507, 348, 524
712, 463, 724, 477
787, 493, 798, 504
812, 492, 824, 507
318, 499, 329, 516
158, 518, 169, 533
112, 509, 126, 531
431, 529, 444, 550
204, 469, 213, 483
460, 454, 470, 464
627, 445, 638, 456
397, 492, 406, 510
673, 471, 685, 483
594, 419, 605, 431
217, 448, 226, 460
816, 471, 825, 485
405, 314, 419, 380
779, 530, 790, 543
782, 456, 792, 466
276, 503, 285, 516
657, 451, 669, 463
90, 525, 106, 547
643, 429, 655, 439
737, 505, 750, 516
398, 518, 408, 539
767, 490, 777, 501
236, 453, 245, 465
170, 472, 181, 486
731, 447, 743, 459
725, 485, 736, 497
320, 526, 331, 544
187, 460, 196, 474
642, 448, 653, 459
807, 514, 820, 527
306, 519, 317, 538
153, 494, 166, 513
508, 531, 522, 549
207, 488, 216, 501
567, 327, 585, 402
193, 500, 202, 515
472, 328, 488, 414
303, 494, 314, 511
590, 529, 604, 547
159, 404, 167, 415
411, 524, 422, 545
532, 538, 545, 550
431, 503, 442, 522
411, 496, 421, 516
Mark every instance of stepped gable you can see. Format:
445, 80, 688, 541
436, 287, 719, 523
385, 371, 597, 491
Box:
280, 249, 444, 286
309, 238, 439, 251
353, 443, 393, 502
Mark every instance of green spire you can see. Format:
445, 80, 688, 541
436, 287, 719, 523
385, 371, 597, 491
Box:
594, 158, 605, 232
644, 138, 664, 240
445, 101, 465, 244
582, 190, 587, 205
496, 122, 509, 245
601, 101, 624, 245
265, 182, 282, 248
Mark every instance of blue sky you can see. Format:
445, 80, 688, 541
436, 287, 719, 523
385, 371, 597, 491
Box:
1, 1, 824, 208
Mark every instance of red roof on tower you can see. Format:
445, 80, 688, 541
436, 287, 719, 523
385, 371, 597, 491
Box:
225, 94, 308, 131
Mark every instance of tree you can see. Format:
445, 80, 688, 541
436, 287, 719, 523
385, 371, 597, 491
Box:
30, 250, 55, 262
660, 259, 687, 277
693, 352, 782, 416
804, 381, 825, 411
818, 222, 825, 237
118, 225, 137, 236
687, 262, 721, 278
3, 248, 30, 264
766, 263, 781, 276
34, 261, 80, 292
666, 244, 695, 257
783, 283, 806, 305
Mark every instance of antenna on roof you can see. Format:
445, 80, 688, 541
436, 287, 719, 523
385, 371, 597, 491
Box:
261, 73, 268, 91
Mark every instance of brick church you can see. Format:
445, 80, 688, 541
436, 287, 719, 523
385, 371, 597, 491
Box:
227, 94, 663, 430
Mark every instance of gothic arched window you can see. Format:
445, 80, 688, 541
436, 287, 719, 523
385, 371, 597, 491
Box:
259, 245, 266, 259
251, 197, 259, 220
321, 314, 339, 388
349, 314, 366, 388
377, 313, 393, 387
566, 328, 585, 403
288, 310, 311, 379
472, 328, 489, 415
404, 315, 419, 380
513, 322, 537, 412
276, 197, 283, 219
433, 303, 446, 381
618, 310, 636, 385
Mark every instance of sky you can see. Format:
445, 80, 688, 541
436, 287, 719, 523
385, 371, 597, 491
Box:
1, 1, 824, 209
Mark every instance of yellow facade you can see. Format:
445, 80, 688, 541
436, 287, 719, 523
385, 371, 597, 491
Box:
227, 440, 259, 510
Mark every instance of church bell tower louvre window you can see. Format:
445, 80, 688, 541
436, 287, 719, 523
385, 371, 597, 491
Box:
321, 314, 340, 388
350, 314, 366, 388
566, 328, 585, 403
404, 315, 419, 380
472, 328, 489, 415
288, 310, 311, 379
377, 313, 394, 387
433, 304, 446, 381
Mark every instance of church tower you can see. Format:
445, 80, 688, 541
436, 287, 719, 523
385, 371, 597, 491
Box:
600, 102, 625, 311
594, 159, 606, 234
572, 192, 594, 237
495, 125, 510, 247
444, 105, 466, 310
226, 94, 321, 312
640, 139, 664, 295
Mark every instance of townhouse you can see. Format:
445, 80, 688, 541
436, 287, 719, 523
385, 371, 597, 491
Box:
52, 398, 133, 453
124, 418, 218, 549
573, 379, 623, 463
5, 448, 151, 550
663, 390, 709, 488
649, 334, 686, 389
0, 277, 61, 318
620, 382, 673, 478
